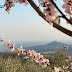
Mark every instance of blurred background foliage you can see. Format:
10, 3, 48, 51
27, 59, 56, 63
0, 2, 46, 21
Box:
0, 48, 72, 72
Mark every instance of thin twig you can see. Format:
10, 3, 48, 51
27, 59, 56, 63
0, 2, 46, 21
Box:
0, 4, 5, 9
51, 0, 72, 25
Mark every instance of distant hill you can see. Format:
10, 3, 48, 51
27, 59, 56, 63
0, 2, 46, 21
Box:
0, 41, 72, 55
24, 41, 72, 55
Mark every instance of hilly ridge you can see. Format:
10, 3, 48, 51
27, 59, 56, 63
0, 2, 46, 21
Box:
25, 41, 72, 55
0, 41, 72, 55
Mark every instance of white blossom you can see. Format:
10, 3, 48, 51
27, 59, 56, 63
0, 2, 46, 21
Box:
8, 43, 15, 51
17, 46, 25, 55
44, 3, 59, 23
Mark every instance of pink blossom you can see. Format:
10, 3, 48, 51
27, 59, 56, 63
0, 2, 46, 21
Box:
66, 56, 71, 59
5, 0, 15, 8
8, 43, 15, 51
38, 55, 44, 61
24, 50, 37, 59
6, 8, 11, 14
44, 59, 50, 65
23, 50, 50, 68
28, 50, 32, 56
39, 60, 47, 68
62, 0, 72, 15
44, 3, 59, 22
64, 56, 71, 61
23, 50, 28, 59
53, 67, 64, 72
5, 0, 15, 13
17, 46, 25, 55
38, 56, 50, 68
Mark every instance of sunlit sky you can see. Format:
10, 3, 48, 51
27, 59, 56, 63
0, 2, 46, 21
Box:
0, 0, 72, 41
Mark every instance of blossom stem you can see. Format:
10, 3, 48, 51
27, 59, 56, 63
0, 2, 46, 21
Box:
51, 0, 72, 25
0, 5, 5, 9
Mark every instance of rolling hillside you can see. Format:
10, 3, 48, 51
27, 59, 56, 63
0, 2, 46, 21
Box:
25, 41, 72, 55
0, 41, 72, 55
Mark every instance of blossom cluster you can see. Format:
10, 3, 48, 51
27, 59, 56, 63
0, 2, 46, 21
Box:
5, 0, 28, 14
38, 0, 59, 25
24, 50, 50, 68
0, 38, 50, 68
52, 65, 72, 72
52, 63, 72, 72
4, 0, 72, 15
62, 0, 72, 15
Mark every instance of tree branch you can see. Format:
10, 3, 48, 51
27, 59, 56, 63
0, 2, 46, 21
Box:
51, 0, 72, 25
27, 0, 72, 37
0, 5, 5, 9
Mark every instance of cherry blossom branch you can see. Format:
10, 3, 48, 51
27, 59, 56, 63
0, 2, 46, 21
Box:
0, 38, 71, 71
27, 0, 72, 37
0, 39, 51, 68
51, 0, 72, 25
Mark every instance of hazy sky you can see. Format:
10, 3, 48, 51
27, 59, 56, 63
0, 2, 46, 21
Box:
0, 0, 72, 41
